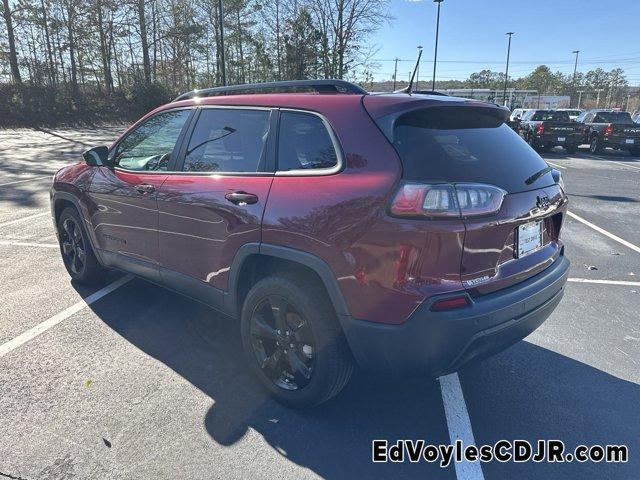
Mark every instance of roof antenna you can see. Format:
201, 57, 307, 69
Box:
394, 49, 422, 94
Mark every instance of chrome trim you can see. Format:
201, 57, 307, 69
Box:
274, 108, 345, 177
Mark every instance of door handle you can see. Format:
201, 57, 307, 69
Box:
225, 191, 258, 205
135, 183, 155, 194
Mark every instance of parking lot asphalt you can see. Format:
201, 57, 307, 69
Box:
0, 128, 638, 480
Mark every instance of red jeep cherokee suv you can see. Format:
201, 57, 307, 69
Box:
50, 80, 569, 407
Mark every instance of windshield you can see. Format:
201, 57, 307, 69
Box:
388, 106, 553, 193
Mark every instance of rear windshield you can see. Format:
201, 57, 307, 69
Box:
593, 112, 633, 124
531, 111, 569, 121
389, 106, 552, 193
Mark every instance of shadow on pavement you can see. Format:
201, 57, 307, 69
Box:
84, 277, 455, 479
460, 341, 639, 479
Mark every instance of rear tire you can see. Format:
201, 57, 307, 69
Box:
630, 147, 640, 157
565, 144, 578, 154
590, 135, 602, 154
240, 273, 353, 407
57, 207, 106, 284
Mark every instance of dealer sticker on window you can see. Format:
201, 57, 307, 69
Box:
517, 221, 542, 258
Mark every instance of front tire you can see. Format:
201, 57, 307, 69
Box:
57, 207, 105, 284
240, 273, 353, 407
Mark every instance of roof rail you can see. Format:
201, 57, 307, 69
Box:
173, 79, 367, 102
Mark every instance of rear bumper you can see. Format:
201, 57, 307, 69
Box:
536, 133, 582, 146
602, 136, 638, 149
340, 253, 570, 376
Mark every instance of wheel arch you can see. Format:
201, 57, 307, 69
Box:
226, 243, 350, 321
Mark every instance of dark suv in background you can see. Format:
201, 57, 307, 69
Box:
50, 80, 569, 406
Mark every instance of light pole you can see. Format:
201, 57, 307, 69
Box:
393, 57, 399, 91
626, 93, 631, 111
432, 0, 443, 91
571, 50, 579, 107
503, 32, 514, 106
416, 46, 423, 89
577, 90, 585, 109
595, 88, 604, 108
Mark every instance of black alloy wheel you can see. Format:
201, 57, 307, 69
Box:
61, 216, 87, 276
249, 295, 316, 391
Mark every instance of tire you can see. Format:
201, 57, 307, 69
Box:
57, 207, 106, 284
630, 147, 640, 157
590, 135, 602, 154
240, 273, 353, 407
527, 133, 539, 151
565, 144, 578, 154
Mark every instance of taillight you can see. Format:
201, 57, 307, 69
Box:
535, 123, 545, 135
430, 294, 470, 311
390, 182, 506, 218
603, 123, 614, 136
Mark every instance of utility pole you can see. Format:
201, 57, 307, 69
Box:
595, 88, 603, 108
626, 93, 631, 111
503, 32, 514, 106
571, 50, 579, 107
432, 0, 443, 91
218, 0, 226, 85
416, 46, 423, 89
393, 58, 399, 91
577, 90, 585, 109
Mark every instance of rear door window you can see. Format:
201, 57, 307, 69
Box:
277, 112, 339, 171
389, 106, 552, 193
182, 108, 271, 173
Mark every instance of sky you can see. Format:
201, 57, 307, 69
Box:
368, 0, 640, 84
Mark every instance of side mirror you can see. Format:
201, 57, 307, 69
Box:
82, 146, 110, 167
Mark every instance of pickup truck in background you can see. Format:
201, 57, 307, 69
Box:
519, 109, 583, 153
576, 109, 640, 155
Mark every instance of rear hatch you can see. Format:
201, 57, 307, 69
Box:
366, 99, 567, 295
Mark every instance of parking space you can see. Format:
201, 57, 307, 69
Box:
1, 131, 639, 479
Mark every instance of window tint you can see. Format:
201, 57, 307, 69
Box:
182, 109, 270, 173
277, 112, 338, 171
531, 110, 569, 121
115, 109, 190, 171
391, 106, 551, 193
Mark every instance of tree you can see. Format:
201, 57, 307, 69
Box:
2, 0, 22, 83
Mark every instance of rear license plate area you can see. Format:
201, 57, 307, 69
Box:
517, 221, 543, 258
557, 137, 566, 142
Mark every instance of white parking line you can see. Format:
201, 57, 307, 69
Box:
439, 373, 485, 480
568, 278, 640, 287
0, 240, 58, 248
0, 275, 132, 358
546, 161, 566, 170
567, 211, 640, 255
0, 211, 49, 228
0, 175, 50, 187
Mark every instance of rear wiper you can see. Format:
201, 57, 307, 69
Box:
525, 166, 552, 185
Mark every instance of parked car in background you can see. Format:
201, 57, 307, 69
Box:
576, 109, 640, 155
632, 111, 640, 124
519, 109, 583, 153
556, 108, 583, 121
50, 80, 569, 407
510, 108, 532, 122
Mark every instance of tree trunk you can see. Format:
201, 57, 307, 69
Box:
40, 0, 56, 87
96, 0, 113, 94
137, 0, 152, 84
2, 0, 22, 84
